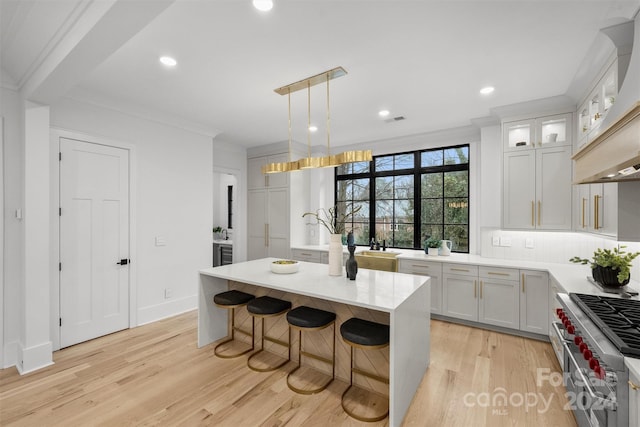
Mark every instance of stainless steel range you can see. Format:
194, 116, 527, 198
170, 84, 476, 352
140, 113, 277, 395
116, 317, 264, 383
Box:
553, 292, 640, 427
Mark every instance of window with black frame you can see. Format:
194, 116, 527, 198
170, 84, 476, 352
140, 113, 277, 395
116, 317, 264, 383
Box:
335, 144, 469, 253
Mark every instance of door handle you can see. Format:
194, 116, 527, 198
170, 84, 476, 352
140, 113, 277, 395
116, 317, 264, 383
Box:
117, 259, 129, 265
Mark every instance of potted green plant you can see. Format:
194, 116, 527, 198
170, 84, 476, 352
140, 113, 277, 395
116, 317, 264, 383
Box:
570, 246, 640, 287
425, 236, 441, 256
213, 226, 223, 240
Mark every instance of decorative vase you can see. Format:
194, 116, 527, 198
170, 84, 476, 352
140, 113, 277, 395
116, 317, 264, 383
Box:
346, 246, 358, 280
428, 247, 439, 256
593, 265, 629, 288
328, 234, 343, 276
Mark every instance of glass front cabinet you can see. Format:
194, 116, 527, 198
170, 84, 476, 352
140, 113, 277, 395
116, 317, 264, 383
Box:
576, 60, 617, 149
503, 113, 572, 152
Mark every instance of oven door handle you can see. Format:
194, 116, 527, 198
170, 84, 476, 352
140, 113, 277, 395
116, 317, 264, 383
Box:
551, 321, 569, 342
561, 340, 617, 411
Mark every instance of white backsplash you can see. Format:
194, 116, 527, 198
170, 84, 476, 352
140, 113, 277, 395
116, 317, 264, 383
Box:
480, 228, 640, 281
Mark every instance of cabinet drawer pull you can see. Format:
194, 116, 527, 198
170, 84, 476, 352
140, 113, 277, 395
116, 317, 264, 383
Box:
487, 272, 509, 276
412, 264, 428, 268
581, 198, 586, 228
531, 201, 534, 227
480, 280, 483, 299
630, 380, 640, 391
474, 280, 477, 298
538, 201, 541, 226
300, 252, 312, 256
594, 194, 600, 230
451, 268, 470, 272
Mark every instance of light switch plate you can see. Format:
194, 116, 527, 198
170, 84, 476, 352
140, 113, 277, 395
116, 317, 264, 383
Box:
525, 238, 534, 249
492, 236, 500, 246
500, 236, 512, 247
155, 236, 167, 246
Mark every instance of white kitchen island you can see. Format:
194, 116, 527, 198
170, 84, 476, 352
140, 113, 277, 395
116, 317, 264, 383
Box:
198, 258, 430, 427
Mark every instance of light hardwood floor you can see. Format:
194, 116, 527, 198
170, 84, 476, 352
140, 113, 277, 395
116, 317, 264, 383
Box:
0, 311, 578, 426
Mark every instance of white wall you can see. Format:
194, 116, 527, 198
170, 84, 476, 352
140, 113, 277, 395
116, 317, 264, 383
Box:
50, 97, 213, 327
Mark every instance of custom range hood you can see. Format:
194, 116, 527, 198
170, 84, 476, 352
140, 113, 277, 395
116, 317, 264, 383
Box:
574, 10, 640, 184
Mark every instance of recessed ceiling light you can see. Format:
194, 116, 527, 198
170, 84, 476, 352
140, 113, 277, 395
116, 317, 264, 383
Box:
159, 56, 177, 67
378, 110, 390, 117
309, 125, 318, 132
253, 0, 273, 11
480, 86, 495, 95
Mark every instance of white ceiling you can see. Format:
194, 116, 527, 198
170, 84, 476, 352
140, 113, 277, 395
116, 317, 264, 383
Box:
2, 0, 640, 148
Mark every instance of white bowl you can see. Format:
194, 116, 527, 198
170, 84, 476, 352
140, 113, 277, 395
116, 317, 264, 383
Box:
271, 260, 299, 274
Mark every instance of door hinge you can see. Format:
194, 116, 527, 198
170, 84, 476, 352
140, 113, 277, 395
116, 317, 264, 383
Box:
59, 262, 62, 271
59, 318, 62, 327
59, 152, 62, 161
59, 207, 62, 216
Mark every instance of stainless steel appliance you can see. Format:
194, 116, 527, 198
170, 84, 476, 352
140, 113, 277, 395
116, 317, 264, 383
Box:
553, 293, 640, 427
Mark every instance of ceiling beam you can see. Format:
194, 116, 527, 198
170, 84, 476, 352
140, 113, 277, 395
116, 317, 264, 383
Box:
22, 0, 175, 104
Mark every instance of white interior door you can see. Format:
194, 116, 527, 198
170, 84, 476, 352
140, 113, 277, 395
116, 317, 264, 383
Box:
59, 138, 129, 348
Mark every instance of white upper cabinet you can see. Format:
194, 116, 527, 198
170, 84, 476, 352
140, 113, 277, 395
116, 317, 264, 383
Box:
247, 154, 289, 190
503, 113, 572, 152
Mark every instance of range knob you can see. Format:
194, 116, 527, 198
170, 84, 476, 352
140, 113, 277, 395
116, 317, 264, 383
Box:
579, 342, 588, 353
583, 349, 593, 360
574, 336, 583, 345
589, 357, 600, 370
556, 308, 564, 316
566, 325, 575, 335
594, 365, 606, 380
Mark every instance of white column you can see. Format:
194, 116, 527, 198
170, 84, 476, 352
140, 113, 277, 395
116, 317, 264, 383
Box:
20, 102, 52, 373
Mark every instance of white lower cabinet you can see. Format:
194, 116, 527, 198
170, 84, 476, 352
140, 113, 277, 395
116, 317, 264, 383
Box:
442, 264, 479, 321
630, 367, 640, 427
478, 267, 519, 329
398, 259, 442, 314
520, 270, 549, 334
291, 249, 323, 263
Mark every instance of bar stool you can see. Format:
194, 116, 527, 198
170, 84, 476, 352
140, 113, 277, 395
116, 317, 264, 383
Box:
340, 317, 390, 422
213, 290, 255, 358
247, 296, 292, 372
286, 306, 336, 394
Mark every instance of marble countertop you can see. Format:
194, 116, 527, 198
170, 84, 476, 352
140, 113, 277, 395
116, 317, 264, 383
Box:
200, 257, 429, 312
291, 245, 640, 296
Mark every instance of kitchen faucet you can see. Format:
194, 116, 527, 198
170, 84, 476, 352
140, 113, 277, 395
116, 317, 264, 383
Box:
223, 229, 228, 240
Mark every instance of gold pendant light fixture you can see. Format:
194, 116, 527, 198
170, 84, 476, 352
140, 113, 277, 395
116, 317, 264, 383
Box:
262, 66, 372, 174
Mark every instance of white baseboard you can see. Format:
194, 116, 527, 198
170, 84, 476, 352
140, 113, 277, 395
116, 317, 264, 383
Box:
137, 294, 197, 326
17, 340, 54, 374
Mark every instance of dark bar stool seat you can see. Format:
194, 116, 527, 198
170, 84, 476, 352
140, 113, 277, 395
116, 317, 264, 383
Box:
340, 317, 390, 422
286, 306, 336, 394
213, 290, 255, 358
246, 296, 292, 372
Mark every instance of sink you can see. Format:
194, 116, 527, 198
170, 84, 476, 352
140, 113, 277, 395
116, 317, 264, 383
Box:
355, 250, 398, 272
213, 239, 232, 245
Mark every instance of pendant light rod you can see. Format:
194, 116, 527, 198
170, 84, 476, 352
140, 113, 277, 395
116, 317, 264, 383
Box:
326, 72, 331, 156
274, 66, 347, 96
307, 80, 311, 158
